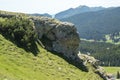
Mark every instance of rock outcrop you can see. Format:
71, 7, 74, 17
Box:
30, 16, 80, 59
78, 52, 107, 80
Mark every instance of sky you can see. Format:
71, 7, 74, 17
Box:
0, 0, 120, 14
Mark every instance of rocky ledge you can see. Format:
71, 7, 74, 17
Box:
30, 16, 80, 59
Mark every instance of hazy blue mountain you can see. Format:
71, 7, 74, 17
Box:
61, 7, 120, 41
30, 13, 52, 18
55, 5, 105, 19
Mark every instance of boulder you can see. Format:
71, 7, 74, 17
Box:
31, 16, 80, 59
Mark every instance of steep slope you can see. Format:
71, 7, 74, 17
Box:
0, 10, 105, 80
55, 5, 105, 19
0, 34, 103, 80
61, 7, 120, 41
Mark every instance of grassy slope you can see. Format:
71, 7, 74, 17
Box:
0, 34, 103, 80
104, 67, 120, 74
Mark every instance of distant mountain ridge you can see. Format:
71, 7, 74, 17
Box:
55, 5, 105, 19
61, 7, 120, 41
30, 13, 52, 18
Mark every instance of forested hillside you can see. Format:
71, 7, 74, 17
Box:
79, 40, 120, 66
61, 7, 120, 41
55, 5, 104, 19
59, 6, 120, 66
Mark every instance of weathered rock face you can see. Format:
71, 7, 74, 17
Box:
31, 17, 80, 59
78, 52, 107, 80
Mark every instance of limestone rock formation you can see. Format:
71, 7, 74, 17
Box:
30, 16, 80, 59
78, 52, 107, 80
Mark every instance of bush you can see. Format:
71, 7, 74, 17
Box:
0, 15, 37, 49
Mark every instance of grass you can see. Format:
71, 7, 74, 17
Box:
104, 67, 120, 74
0, 34, 103, 80
104, 67, 120, 80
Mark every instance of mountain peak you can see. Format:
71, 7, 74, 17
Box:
55, 5, 105, 19
77, 5, 89, 8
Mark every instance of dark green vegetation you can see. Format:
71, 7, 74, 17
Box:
0, 11, 38, 55
105, 32, 120, 43
61, 7, 120, 41
79, 40, 120, 66
55, 5, 104, 19
0, 11, 103, 80
117, 71, 120, 79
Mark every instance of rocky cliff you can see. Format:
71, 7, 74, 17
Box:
30, 16, 80, 59
0, 10, 80, 59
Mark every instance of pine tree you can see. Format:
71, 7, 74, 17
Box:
117, 71, 120, 79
